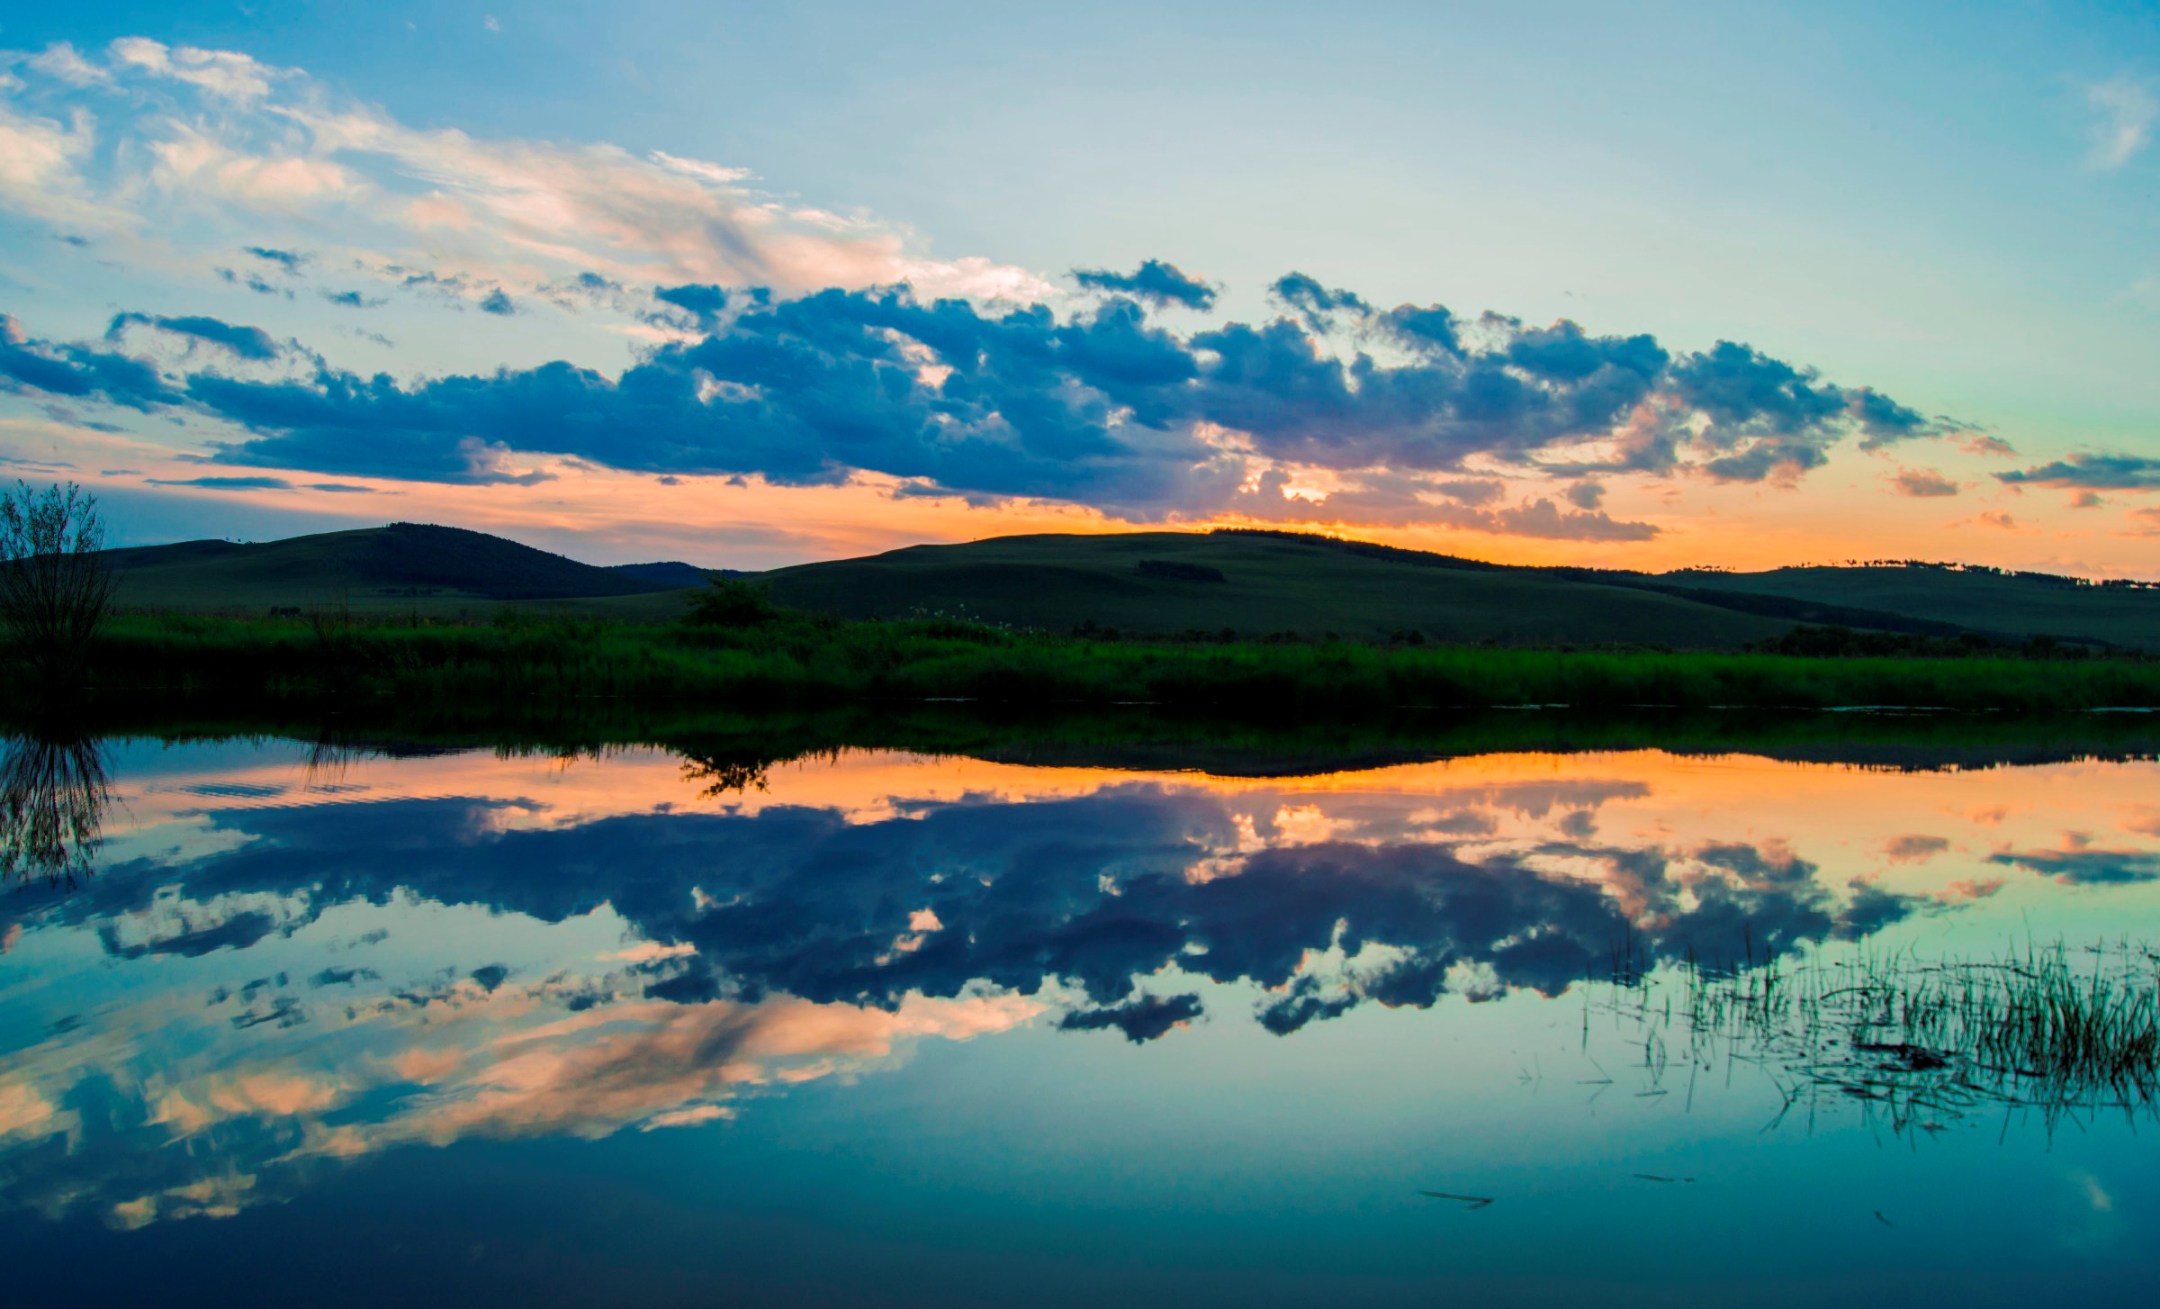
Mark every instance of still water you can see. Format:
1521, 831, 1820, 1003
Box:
2, 730, 2156, 1305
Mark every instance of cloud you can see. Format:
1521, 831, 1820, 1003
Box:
1998, 453, 2160, 491
0, 313, 178, 410
1491, 497, 1656, 541
0, 35, 1961, 536
650, 282, 739, 330
146, 475, 295, 490
243, 246, 306, 272
218, 268, 289, 297
108, 37, 287, 104
0, 270, 1950, 527
1989, 847, 2160, 884
1058, 992, 1205, 1042
25, 43, 109, 88
1073, 260, 1216, 311
2087, 78, 2157, 169
1891, 468, 1959, 498
1881, 834, 1950, 864
106, 311, 279, 361
0, 35, 1047, 308
1271, 272, 1372, 332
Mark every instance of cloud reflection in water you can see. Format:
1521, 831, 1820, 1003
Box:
1, 740, 2154, 1229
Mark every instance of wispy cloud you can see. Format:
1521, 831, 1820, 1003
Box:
2086, 77, 2156, 170
1891, 468, 1959, 498
0, 35, 1049, 305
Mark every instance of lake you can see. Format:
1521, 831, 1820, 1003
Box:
3, 725, 2156, 1306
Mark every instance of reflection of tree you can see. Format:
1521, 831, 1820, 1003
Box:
677, 742, 845, 800
1, 733, 111, 887
682, 754, 769, 798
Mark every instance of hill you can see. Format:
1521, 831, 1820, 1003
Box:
761, 530, 2160, 650
104, 523, 698, 615
97, 522, 2160, 652
761, 531, 1808, 648
1659, 564, 2160, 649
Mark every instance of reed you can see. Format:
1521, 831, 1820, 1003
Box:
1593, 940, 2160, 1131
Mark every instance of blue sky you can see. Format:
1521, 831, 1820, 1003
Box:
0, 2, 2154, 570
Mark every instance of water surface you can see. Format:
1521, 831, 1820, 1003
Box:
3, 731, 2156, 1305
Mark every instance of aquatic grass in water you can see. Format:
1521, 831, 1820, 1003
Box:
1592, 941, 2160, 1131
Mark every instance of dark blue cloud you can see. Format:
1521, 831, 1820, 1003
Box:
244, 247, 307, 273
1997, 453, 2160, 491
652, 282, 734, 328
1270, 273, 1371, 332
1988, 848, 2160, 885
1073, 259, 1216, 311
146, 476, 295, 490
0, 314, 178, 410
217, 267, 289, 297
106, 312, 279, 362
1, 269, 1955, 516
1058, 992, 1205, 1042
321, 290, 384, 309
479, 288, 516, 316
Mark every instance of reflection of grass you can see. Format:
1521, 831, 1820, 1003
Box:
1595, 942, 2160, 1133
11, 698, 2160, 781
35, 610, 2160, 714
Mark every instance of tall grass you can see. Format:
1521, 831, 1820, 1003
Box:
34, 610, 2160, 714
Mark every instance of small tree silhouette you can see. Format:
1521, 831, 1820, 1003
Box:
684, 575, 778, 627
0, 481, 115, 684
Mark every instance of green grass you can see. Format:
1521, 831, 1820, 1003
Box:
32, 607, 2160, 717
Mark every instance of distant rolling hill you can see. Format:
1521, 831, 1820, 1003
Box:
104, 523, 704, 617
761, 530, 2160, 650
1658, 564, 2160, 649
101, 521, 2160, 651
761, 531, 1864, 649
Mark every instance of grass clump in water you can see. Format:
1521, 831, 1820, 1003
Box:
1592, 940, 2160, 1133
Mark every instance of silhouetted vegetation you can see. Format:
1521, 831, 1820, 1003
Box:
684, 575, 780, 627
1, 481, 115, 685
1750, 625, 2102, 660
34, 601, 2160, 717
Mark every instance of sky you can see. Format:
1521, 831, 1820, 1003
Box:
0, 1, 2154, 573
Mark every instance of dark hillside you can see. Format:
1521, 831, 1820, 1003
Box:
1660, 564, 2160, 649
760, 530, 1800, 648
105, 523, 688, 611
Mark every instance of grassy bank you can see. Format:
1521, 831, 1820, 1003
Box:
31, 608, 2160, 715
